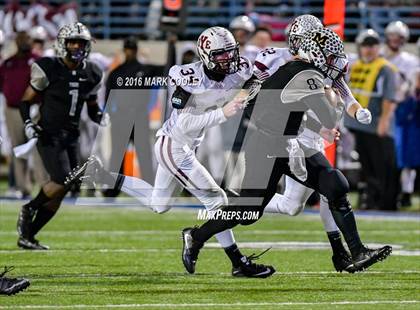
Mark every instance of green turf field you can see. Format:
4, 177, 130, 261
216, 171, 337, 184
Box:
0, 201, 419, 309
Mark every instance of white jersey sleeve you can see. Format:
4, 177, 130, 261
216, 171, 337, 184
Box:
30, 62, 49, 91
253, 47, 293, 81
177, 107, 227, 133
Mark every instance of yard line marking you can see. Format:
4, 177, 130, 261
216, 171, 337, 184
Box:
23, 270, 420, 279
0, 230, 417, 236
2, 300, 419, 309
0, 246, 419, 256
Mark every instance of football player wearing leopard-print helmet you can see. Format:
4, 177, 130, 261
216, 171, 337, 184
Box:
298, 27, 348, 80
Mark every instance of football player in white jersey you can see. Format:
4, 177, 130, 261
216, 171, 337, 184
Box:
384, 21, 420, 207
67, 27, 275, 278
244, 15, 375, 273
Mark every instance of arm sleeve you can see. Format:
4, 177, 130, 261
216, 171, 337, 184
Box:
177, 108, 227, 133
30, 62, 49, 91
87, 102, 103, 124
19, 100, 32, 123
300, 93, 338, 129
87, 63, 103, 101
332, 76, 357, 110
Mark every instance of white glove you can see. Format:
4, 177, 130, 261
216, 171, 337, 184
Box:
355, 108, 372, 124
24, 120, 42, 139
99, 113, 110, 127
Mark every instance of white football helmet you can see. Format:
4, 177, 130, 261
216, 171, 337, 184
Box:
196, 26, 240, 75
55, 22, 92, 62
355, 29, 380, 46
29, 26, 48, 42
286, 14, 323, 55
229, 15, 256, 33
385, 21, 410, 41
298, 28, 348, 80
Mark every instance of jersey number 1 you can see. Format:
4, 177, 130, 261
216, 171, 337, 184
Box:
69, 89, 79, 116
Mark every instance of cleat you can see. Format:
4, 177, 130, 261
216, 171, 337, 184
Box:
0, 267, 30, 296
352, 245, 392, 272
232, 248, 276, 278
17, 204, 35, 239
64, 156, 102, 187
332, 251, 356, 273
181, 227, 203, 274
18, 237, 49, 250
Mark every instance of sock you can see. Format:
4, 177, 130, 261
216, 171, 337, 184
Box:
30, 201, 59, 237
224, 244, 245, 268
192, 218, 237, 244
327, 231, 348, 256
25, 189, 51, 211
329, 197, 364, 257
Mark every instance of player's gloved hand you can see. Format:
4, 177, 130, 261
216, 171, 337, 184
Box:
319, 127, 340, 143
24, 120, 42, 139
223, 97, 245, 118
355, 108, 372, 124
99, 112, 110, 127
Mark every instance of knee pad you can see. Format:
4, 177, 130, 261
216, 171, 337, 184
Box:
319, 169, 349, 202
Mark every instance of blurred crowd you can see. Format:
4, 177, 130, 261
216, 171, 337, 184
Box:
0, 11, 418, 211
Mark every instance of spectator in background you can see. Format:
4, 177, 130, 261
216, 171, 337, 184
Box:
29, 25, 49, 57
0, 31, 48, 198
251, 26, 272, 50
344, 29, 399, 210
383, 21, 420, 207
104, 37, 163, 197
394, 70, 420, 207
229, 15, 258, 62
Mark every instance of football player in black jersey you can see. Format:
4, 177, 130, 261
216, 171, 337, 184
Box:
182, 28, 392, 273
16, 22, 106, 250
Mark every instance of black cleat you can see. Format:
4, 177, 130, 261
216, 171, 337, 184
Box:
0, 267, 30, 296
352, 245, 392, 272
18, 237, 49, 250
232, 248, 276, 278
17, 204, 35, 239
181, 227, 203, 274
332, 251, 356, 273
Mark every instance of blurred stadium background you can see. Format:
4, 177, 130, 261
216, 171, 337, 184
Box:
0, 0, 418, 307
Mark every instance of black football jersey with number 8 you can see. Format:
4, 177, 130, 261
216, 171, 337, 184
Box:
248, 60, 325, 138
30, 57, 102, 133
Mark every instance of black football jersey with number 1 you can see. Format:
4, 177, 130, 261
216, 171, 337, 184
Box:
30, 57, 102, 133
